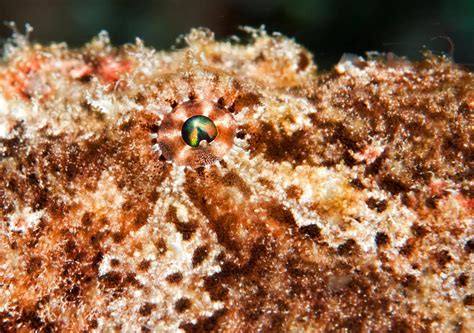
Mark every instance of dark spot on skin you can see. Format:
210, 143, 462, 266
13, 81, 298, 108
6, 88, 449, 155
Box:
166, 206, 197, 240
64, 239, 76, 254
330, 123, 360, 152
342, 150, 357, 167
19, 310, 44, 330
123, 272, 141, 288
138, 260, 151, 271
350, 178, 365, 189
192, 245, 209, 267
425, 196, 438, 209
166, 272, 183, 283
337, 239, 359, 256
112, 232, 125, 243
110, 259, 120, 267
222, 171, 251, 196
380, 176, 409, 195
148, 123, 160, 134
175, 298, 192, 313
236, 131, 246, 139
119, 120, 135, 132
366, 197, 388, 212
89, 319, 98, 329
139, 303, 156, 316
27, 173, 39, 186
81, 212, 93, 227
90, 232, 107, 247
230, 93, 261, 113
464, 295, 473, 306
411, 224, 428, 238
178, 309, 228, 333
155, 237, 168, 255
465, 239, 474, 254
434, 250, 452, 269
203, 274, 229, 302
286, 185, 303, 200
26, 256, 42, 274
216, 97, 225, 107
399, 239, 415, 257
267, 203, 296, 227
178, 322, 195, 333
206, 213, 240, 253
258, 177, 274, 189
375, 232, 390, 247
201, 309, 227, 331
365, 152, 387, 176
99, 271, 123, 289
297, 52, 310, 71
176, 222, 197, 241
456, 273, 468, 287
219, 160, 228, 168
92, 252, 104, 270
64, 285, 81, 302
401, 274, 418, 290
133, 210, 149, 229
299, 224, 321, 241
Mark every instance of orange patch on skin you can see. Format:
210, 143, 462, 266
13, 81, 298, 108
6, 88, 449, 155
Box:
456, 194, 474, 212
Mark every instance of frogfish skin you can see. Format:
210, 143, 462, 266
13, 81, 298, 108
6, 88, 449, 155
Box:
0, 27, 472, 332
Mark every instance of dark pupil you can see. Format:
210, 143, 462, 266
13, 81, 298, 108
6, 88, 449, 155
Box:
181, 115, 218, 147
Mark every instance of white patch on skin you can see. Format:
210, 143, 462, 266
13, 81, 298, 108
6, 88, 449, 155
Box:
176, 203, 190, 223
86, 90, 116, 115
98, 254, 114, 276
91, 174, 126, 212
0, 120, 9, 138
7, 207, 44, 233
224, 144, 420, 254
0, 93, 10, 138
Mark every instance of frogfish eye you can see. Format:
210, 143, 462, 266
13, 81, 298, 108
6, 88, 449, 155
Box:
181, 115, 218, 147
156, 99, 236, 167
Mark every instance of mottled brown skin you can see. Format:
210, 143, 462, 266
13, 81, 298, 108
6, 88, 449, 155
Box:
0, 28, 472, 332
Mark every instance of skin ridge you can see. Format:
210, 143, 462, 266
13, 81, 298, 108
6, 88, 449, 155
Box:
0, 28, 472, 332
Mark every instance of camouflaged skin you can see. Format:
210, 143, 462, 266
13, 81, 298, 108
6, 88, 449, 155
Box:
0, 28, 472, 332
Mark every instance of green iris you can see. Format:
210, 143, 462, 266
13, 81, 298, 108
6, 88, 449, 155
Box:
181, 115, 218, 147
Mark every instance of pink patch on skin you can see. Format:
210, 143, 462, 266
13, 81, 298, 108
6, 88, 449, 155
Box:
429, 181, 448, 196
70, 64, 94, 80
456, 194, 474, 212
352, 142, 385, 164
7, 55, 44, 98
97, 56, 132, 83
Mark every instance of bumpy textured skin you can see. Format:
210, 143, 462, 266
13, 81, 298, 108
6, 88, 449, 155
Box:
0, 28, 472, 332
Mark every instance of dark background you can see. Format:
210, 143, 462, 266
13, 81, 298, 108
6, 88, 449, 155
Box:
0, 0, 472, 70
